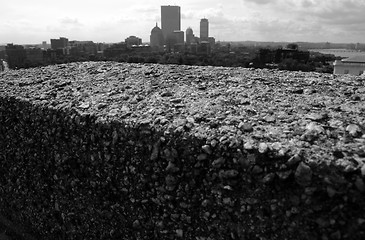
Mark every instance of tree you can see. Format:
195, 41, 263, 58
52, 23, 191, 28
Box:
286, 43, 299, 50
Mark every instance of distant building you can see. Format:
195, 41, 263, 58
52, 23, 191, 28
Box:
198, 41, 211, 55
189, 43, 198, 54
125, 36, 142, 47
185, 28, 198, 54
150, 23, 164, 50
41, 41, 50, 50
161, 5, 181, 42
186, 27, 194, 45
103, 43, 128, 58
333, 55, 365, 75
5, 45, 44, 68
173, 30, 184, 45
194, 36, 200, 44
50, 37, 69, 55
51, 37, 68, 49
69, 41, 97, 58
200, 18, 209, 42
25, 48, 44, 65
172, 30, 185, 53
0, 48, 5, 60
96, 43, 110, 52
130, 45, 151, 54
43, 49, 58, 62
208, 37, 216, 48
95, 43, 111, 56
5, 44, 26, 69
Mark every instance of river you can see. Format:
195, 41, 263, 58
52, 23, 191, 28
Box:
309, 49, 365, 58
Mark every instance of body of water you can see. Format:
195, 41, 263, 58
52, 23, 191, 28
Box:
309, 49, 365, 58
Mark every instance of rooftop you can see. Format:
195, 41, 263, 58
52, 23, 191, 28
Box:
0, 62, 365, 239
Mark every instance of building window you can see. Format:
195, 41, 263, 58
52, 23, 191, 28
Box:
344, 69, 349, 74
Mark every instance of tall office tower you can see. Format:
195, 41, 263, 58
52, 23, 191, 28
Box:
186, 27, 194, 45
200, 18, 209, 42
161, 5, 181, 42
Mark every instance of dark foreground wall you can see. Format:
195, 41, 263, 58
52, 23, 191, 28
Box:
0, 62, 365, 239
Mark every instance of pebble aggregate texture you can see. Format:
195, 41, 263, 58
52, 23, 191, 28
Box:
0, 62, 365, 240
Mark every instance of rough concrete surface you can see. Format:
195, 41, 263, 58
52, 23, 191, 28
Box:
0, 62, 364, 239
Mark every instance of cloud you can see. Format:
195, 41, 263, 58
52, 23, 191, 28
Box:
181, 11, 195, 20
310, 1, 365, 24
60, 17, 82, 26
236, 0, 365, 42
242, 0, 273, 5
286, 0, 365, 38
129, 4, 156, 13
181, 5, 224, 20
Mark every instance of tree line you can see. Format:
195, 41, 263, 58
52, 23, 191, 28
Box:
3, 43, 336, 74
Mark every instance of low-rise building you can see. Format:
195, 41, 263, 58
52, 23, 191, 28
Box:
51, 37, 68, 49
208, 37, 215, 47
131, 45, 151, 53
125, 36, 142, 48
103, 43, 128, 58
69, 41, 97, 58
333, 55, 365, 75
197, 41, 211, 55
173, 30, 184, 45
25, 48, 44, 65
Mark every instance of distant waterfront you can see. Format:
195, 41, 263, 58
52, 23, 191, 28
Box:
309, 49, 365, 58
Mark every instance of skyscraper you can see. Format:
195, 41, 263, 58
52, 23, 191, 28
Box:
161, 5, 181, 42
200, 18, 209, 42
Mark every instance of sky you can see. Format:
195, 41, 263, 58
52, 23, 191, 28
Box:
1, 0, 365, 45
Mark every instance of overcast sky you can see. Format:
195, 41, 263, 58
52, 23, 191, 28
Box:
1, 0, 364, 45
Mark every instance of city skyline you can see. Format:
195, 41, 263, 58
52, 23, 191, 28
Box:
1, 0, 365, 45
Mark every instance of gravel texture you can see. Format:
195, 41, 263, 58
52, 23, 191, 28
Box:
0, 62, 365, 239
